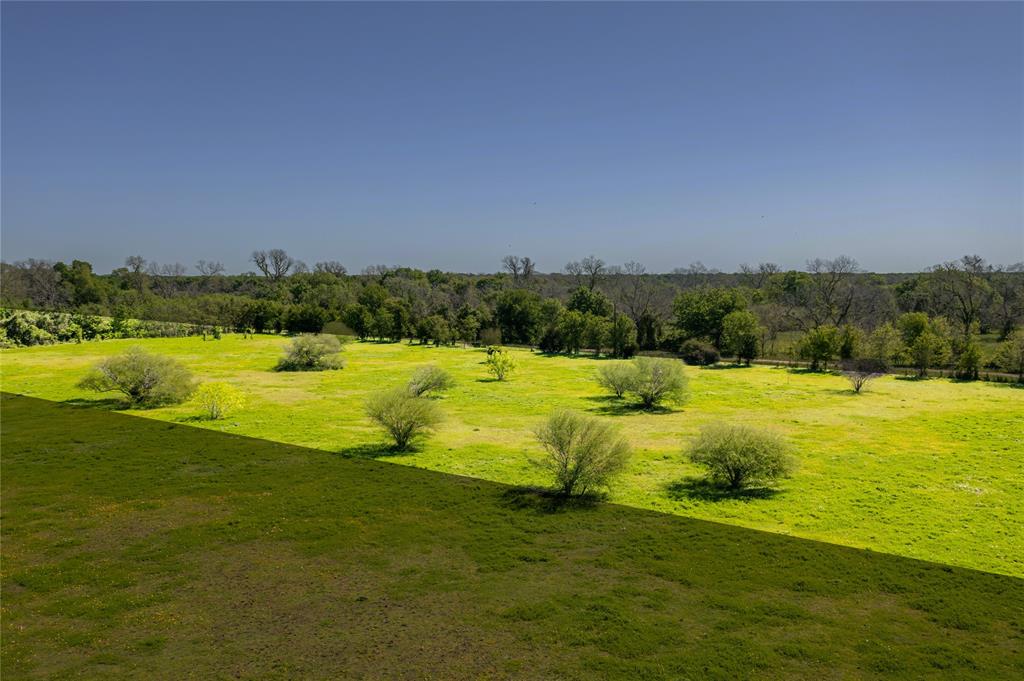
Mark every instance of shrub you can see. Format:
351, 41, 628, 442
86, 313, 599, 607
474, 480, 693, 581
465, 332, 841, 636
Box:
994, 332, 1024, 382
595, 363, 639, 398
407, 365, 455, 397
678, 339, 719, 366
78, 347, 196, 407
840, 358, 886, 393
953, 335, 982, 381
607, 313, 638, 358
865, 323, 902, 371
275, 334, 345, 371
365, 388, 443, 450
628, 357, 688, 409
533, 410, 631, 496
687, 423, 795, 490
721, 310, 761, 365
485, 348, 517, 381
194, 382, 246, 420
796, 325, 841, 371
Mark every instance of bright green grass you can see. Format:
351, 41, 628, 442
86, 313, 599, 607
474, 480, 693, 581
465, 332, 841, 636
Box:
1, 335, 1021, 576
3, 395, 1022, 679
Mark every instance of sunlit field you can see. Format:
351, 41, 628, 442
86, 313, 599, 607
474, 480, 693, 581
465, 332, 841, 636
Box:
2, 335, 1021, 576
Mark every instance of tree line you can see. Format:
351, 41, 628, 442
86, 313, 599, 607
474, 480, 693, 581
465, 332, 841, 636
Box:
2, 251, 1022, 377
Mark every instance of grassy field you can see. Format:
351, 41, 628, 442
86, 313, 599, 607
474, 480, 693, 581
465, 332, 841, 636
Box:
1, 335, 1022, 577
3, 394, 1023, 679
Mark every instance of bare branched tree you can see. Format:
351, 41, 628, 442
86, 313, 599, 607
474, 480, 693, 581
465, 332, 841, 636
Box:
502, 255, 522, 282
564, 260, 584, 287
196, 260, 226, 277
928, 255, 995, 339
314, 261, 347, 276
581, 255, 606, 291
805, 255, 861, 327
252, 249, 294, 281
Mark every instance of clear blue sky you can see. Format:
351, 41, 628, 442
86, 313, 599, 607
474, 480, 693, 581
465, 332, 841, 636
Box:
2, 1, 1022, 274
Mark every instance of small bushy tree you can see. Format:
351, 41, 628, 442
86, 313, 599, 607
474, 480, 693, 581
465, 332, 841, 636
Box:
365, 388, 443, 450
407, 365, 455, 397
485, 348, 517, 380
595, 363, 639, 398
796, 325, 841, 371
721, 310, 761, 365
275, 334, 345, 371
607, 312, 638, 358
194, 382, 246, 419
78, 347, 196, 407
840, 358, 885, 393
533, 410, 631, 496
995, 331, 1024, 382
629, 357, 688, 408
687, 423, 795, 490
953, 334, 982, 381
678, 339, 719, 366
865, 323, 902, 371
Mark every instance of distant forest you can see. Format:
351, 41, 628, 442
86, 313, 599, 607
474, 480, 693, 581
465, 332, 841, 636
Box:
2, 252, 1023, 377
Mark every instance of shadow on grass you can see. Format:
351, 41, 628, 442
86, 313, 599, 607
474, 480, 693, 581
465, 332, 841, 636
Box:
666, 477, 782, 503
895, 374, 930, 382
701, 363, 752, 370
583, 395, 674, 416
500, 486, 605, 514
60, 397, 131, 411
337, 443, 415, 459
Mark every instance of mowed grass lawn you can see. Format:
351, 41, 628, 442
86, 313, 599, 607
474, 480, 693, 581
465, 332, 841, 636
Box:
3, 395, 1023, 679
1, 334, 1022, 577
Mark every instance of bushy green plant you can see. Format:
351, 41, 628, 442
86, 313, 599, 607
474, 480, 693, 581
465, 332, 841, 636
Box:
678, 339, 719, 366
796, 325, 841, 371
275, 334, 345, 371
994, 331, 1024, 382
485, 348, 517, 381
533, 410, 631, 496
629, 357, 688, 408
365, 388, 443, 450
407, 365, 455, 397
78, 347, 196, 407
595, 363, 639, 398
687, 423, 795, 490
193, 382, 246, 420
721, 310, 761, 365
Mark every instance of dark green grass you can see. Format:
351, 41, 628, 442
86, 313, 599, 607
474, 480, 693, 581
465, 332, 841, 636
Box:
2, 393, 1022, 679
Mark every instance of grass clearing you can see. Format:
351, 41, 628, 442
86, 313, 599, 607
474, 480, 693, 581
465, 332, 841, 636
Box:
2, 394, 1022, 679
1, 334, 1022, 576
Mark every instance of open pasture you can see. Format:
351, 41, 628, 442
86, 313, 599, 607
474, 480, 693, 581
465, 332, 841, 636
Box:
1, 334, 1021, 576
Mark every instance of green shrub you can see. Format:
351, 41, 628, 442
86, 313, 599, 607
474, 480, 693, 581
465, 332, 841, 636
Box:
721, 310, 761, 365
485, 348, 517, 381
78, 347, 196, 407
678, 339, 719, 366
687, 423, 795, 490
628, 357, 688, 408
408, 365, 455, 397
994, 332, 1024, 382
193, 382, 246, 420
595, 363, 639, 398
275, 334, 345, 371
796, 325, 841, 371
365, 388, 443, 451
533, 410, 631, 496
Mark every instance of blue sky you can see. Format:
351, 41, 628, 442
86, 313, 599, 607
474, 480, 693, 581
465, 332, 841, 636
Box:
2, 2, 1021, 274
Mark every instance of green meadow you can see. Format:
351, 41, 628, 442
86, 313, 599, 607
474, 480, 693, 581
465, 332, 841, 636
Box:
3, 395, 1023, 679
1, 334, 1021, 577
